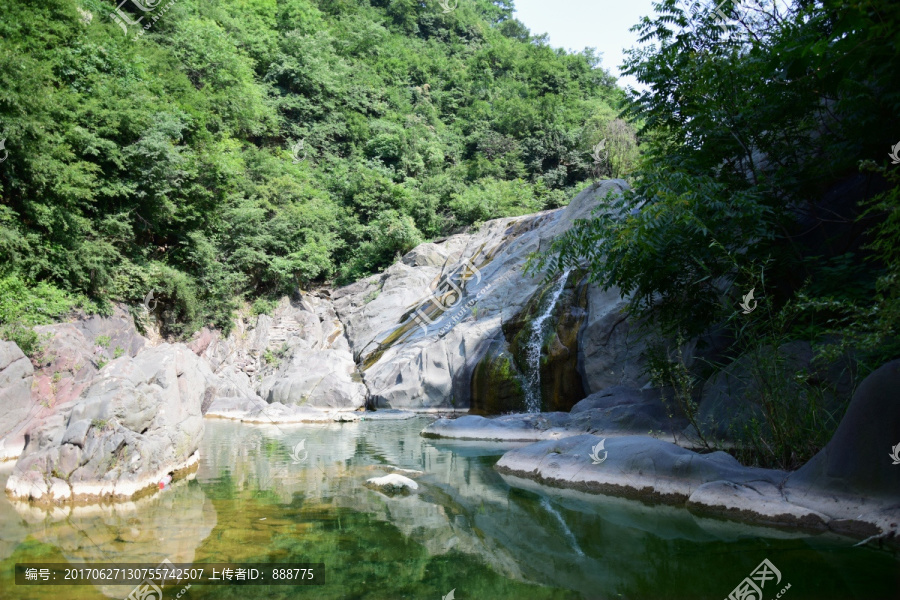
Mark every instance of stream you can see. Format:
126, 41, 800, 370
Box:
1, 417, 897, 599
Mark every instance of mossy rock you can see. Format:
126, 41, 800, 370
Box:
469, 339, 526, 415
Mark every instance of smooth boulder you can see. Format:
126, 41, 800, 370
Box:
5, 344, 215, 505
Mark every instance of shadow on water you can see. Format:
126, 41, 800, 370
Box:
1, 418, 898, 599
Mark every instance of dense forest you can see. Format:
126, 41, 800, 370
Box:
0, 0, 628, 343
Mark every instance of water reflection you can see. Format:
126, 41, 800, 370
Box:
0, 418, 897, 599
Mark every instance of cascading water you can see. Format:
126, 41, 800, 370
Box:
523, 269, 571, 413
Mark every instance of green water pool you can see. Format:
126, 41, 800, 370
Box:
1, 417, 897, 599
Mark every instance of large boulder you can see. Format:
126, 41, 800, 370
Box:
5, 344, 215, 505
577, 286, 649, 394
0, 342, 35, 461
784, 359, 900, 536
333, 180, 642, 410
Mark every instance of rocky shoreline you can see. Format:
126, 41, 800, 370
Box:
1, 181, 897, 548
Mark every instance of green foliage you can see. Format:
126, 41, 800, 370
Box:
0, 274, 77, 355
541, 0, 900, 466
0, 0, 624, 341
449, 179, 546, 226
262, 343, 290, 369
251, 297, 279, 318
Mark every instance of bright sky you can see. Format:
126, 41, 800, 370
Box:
512, 0, 657, 91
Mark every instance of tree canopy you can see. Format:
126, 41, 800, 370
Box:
0, 0, 626, 337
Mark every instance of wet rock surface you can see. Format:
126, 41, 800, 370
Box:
491, 362, 900, 543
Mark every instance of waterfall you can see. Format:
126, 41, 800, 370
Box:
523, 269, 571, 413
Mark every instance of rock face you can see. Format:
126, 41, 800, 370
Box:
0, 342, 35, 461
333, 180, 645, 411
502, 271, 588, 412
197, 294, 367, 411
5, 344, 215, 505
783, 359, 900, 537
577, 286, 649, 394
1, 306, 149, 463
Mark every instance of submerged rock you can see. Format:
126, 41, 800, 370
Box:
365, 474, 419, 496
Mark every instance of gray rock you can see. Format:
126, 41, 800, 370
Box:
5, 344, 215, 505
577, 286, 649, 394
570, 386, 655, 413
686, 480, 829, 532
199, 294, 366, 410
0, 342, 35, 461
72, 304, 146, 359
783, 360, 900, 538
259, 348, 366, 410
334, 181, 641, 410
495, 434, 785, 504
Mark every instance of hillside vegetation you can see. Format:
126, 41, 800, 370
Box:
0, 0, 626, 341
